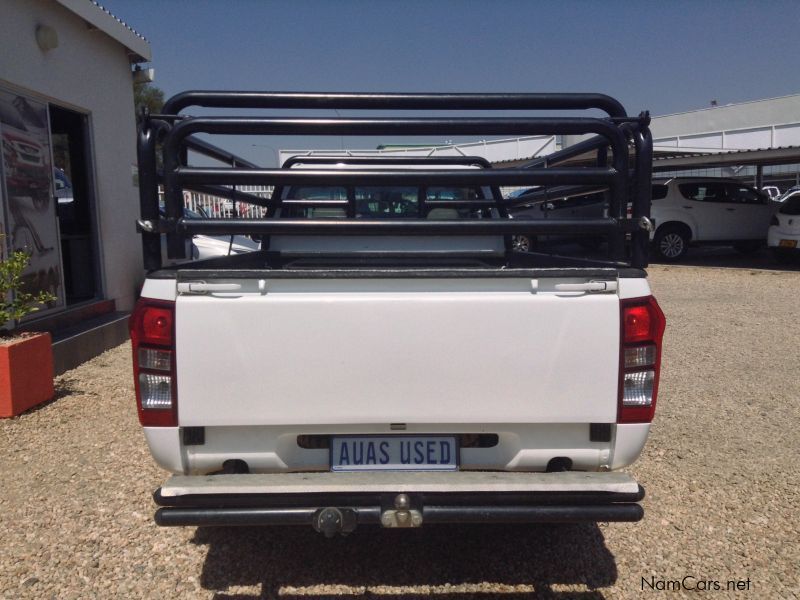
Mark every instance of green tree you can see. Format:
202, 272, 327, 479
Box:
134, 83, 165, 119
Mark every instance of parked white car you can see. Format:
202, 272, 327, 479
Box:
650, 178, 778, 261
159, 206, 259, 264
767, 191, 800, 263
509, 192, 606, 252
761, 186, 781, 201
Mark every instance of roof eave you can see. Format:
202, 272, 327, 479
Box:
55, 0, 152, 63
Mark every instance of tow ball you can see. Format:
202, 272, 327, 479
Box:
381, 494, 423, 528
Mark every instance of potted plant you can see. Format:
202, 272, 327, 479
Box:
0, 246, 56, 417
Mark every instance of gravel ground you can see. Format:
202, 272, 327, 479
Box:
1, 264, 799, 599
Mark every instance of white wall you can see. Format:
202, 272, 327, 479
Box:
0, 0, 144, 310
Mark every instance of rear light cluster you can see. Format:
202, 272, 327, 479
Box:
130, 299, 177, 426
618, 296, 666, 424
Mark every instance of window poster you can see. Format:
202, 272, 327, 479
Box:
0, 88, 65, 321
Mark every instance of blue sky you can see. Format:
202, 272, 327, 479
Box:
103, 0, 800, 165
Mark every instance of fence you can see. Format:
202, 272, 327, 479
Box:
158, 186, 273, 219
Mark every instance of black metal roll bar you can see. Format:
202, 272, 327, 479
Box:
138, 91, 653, 270
162, 91, 627, 119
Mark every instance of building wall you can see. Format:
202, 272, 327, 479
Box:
651, 94, 800, 138
651, 94, 800, 150
0, 0, 143, 310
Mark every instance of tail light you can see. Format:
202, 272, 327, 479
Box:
770, 215, 779, 227
130, 298, 177, 426
618, 296, 666, 423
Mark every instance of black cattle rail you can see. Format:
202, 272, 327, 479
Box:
138, 91, 653, 270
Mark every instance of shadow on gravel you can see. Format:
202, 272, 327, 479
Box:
9, 377, 82, 417
192, 523, 616, 599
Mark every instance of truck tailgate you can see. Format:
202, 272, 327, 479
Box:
175, 276, 620, 426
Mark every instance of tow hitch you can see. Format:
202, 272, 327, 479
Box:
312, 507, 358, 537
380, 494, 423, 528
312, 494, 422, 537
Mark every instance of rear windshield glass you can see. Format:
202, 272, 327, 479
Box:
780, 195, 800, 216
355, 186, 418, 218
282, 185, 487, 219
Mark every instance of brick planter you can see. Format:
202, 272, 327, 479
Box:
0, 332, 54, 418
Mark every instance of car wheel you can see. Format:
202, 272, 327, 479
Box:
653, 225, 689, 262
733, 241, 762, 255
512, 235, 533, 252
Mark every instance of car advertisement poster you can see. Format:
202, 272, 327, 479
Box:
0, 89, 65, 320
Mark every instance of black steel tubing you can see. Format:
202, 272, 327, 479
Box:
137, 119, 169, 270
175, 166, 618, 187
164, 117, 627, 155
626, 124, 653, 269
281, 155, 495, 169
154, 504, 641, 527
163, 118, 628, 257
177, 217, 632, 236
163, 91, 627, 118
155, 506, 382, 527
422, 504, 644, 524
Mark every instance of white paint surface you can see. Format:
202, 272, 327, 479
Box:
175, 276, 621, 426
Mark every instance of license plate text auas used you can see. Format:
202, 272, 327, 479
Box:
331, 436, 458, 471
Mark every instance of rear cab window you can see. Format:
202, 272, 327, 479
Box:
281, 185, 490, 219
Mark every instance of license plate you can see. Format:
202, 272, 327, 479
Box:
331, 436, 458, 472
779, 239, 797, 248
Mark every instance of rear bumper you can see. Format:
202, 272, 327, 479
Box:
153, 471, 645, 530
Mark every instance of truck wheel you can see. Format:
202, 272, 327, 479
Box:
653, 225, 689, 261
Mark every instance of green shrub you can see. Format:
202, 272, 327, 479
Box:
0, 248, 56, 330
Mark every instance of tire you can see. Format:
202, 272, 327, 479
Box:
653, 225, 690, 262
733, 241, 762, 255
512, 235, 533, 252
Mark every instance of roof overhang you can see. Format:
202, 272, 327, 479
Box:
652, 145, 800, 171
55, 0, 151, 63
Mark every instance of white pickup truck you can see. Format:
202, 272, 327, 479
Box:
132, 91, 664, 535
